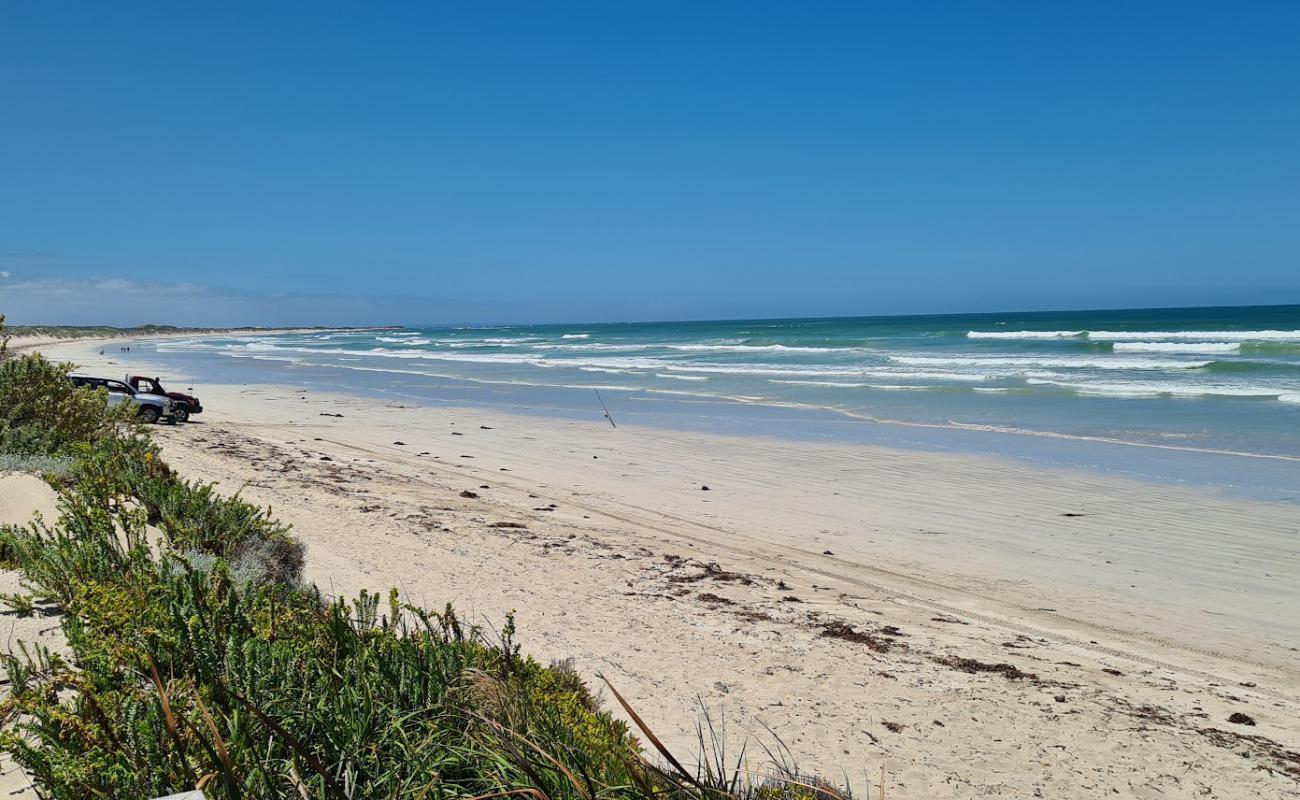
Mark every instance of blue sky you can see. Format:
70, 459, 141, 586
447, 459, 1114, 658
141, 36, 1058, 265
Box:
2, 2, 1298, 326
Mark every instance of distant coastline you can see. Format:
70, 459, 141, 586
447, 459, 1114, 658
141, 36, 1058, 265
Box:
2, 324, 404, 355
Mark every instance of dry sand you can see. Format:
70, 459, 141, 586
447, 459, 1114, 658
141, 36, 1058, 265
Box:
8, 338, 1300, 798
0, 473, 65, 797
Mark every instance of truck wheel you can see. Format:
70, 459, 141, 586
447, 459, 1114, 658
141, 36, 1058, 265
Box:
173, 407, 190, 423
138, 407, 161, 424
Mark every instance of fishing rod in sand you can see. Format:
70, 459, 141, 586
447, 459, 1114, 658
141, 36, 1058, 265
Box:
585, 374, 617, 428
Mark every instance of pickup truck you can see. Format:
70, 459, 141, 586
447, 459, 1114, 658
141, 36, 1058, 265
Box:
69, 375, 174, 424
127, 375, 202, 423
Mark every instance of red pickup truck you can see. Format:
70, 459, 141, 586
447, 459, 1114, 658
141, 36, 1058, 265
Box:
126, 375, 204, 423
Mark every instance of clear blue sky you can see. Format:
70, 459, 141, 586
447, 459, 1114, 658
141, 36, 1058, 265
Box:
2, 2, 1298, 326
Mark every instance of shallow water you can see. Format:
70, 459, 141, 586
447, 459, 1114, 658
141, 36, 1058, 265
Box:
112, 305, 1300, 503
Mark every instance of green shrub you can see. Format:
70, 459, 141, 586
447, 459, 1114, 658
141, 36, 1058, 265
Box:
0, 452, 74, 476
0, 352, 134, 456
1, 501, 645, 799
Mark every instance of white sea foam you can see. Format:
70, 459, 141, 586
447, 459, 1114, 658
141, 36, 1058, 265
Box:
655, 374, 709, 381
858, 370, 990, 382
376, 336, 432, 345
770, 379, 870, 388
1088, 330, 1300, 342
659, 343, 860, 353
966, 330, 1085, 339
435, 336, 546, 345
891, 355, 1211, 370
1025, 377, 1290, 400
770, 379, 937, 390
530, 342, 858, 354
967, 329, 1300, 342
660, 363, 866, 377
1112, 342, 1239, 354
644, 388, 725, 399
561, 333, 591, 339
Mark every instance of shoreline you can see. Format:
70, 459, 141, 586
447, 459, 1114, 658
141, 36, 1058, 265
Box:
90, 332, 1300, 503
23, 336, 1300, 796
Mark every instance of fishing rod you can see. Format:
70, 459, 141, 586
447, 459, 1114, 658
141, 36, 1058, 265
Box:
586, 375, 617, 428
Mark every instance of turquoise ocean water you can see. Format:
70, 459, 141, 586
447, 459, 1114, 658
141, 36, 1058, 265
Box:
138, 305, 1300, 497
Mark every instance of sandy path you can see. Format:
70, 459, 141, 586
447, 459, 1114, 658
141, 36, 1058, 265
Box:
25, 339, 1300, 798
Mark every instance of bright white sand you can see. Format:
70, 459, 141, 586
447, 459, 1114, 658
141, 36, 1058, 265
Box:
14, 338, 1300, 797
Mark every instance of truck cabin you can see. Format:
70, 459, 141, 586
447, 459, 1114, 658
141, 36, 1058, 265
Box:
129, 376, 164, 394
71, 376, 135, 396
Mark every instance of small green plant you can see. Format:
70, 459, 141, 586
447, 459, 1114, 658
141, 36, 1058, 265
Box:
0, 591, 35, 617
0, 452, 75, 476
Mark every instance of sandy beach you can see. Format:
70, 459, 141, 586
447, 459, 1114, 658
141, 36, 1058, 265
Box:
11, 337, 1299, 797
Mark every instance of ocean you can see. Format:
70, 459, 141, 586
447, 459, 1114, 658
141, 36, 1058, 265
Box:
137, 304, 1300, 498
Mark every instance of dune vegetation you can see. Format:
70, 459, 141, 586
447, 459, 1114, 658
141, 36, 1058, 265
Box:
0, 316, 841, 799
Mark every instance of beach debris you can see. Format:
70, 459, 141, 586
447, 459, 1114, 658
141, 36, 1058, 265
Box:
700, 485, 710, 491
459, 490, 479, 499
696, 592, 735, 605
819, 621, 893, 652
480, 425, 492, 429
487, 521, 526, 529
1060, 512, 1088, 517
933, 655, 1036, 681
1102, 668, 1124, 676
319, 456, 333, 462
882, 721, 905, 733
319, 412, 344, 418
393, 441, 406, 445
822, 550, 835, 555
451, 431, 463, 436
667, 561, 754, 586
931, 616, 969, 625
1228, 713, 1257, 726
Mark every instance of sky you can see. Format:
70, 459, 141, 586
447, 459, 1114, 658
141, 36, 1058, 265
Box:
2, 2, 1299, 327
